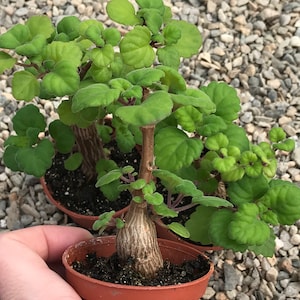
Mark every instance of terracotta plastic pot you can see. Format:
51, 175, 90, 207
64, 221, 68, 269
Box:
62, 236, 214, 300
155, 219, 223, 252
40, 177, 128, 230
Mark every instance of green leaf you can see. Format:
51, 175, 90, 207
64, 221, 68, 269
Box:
223, 124, 250, 152
49, 120, 75, 153
0, 51, 16, 73
156, 65, 186, 93
248, 231, 276, 257
106, 0, 141, 26
209, 209, 248, 252
197, 114, 227, 137
89, 64, 112, 83
42, 60, 80, 96
3, 146, 21, 172
91, 44, 114, 67
205, 133, 229, 151
79, 20, 104, 46
229, 203, 271, 245
16, 139, 55, 178
15, 35, 47, 57
25, 15, 54, 39
126, 68, 165, 86
138, 8, 163, 34
269, 127, 286, 142
174, 106, 202, 132
136, 0, 164, 9
144, 192, 164, 205
194, 196, 233, 208
162, 22, 181, 45
0, 24, 30, 48
185, 206, 217, 244
259, 180, 300, 225
167, 222, 190, 239
172, 88, 216, 114
92, 211, 115, 231
57, 16, 81, 40
12, 71, 39, 101
96, 169, 122, 187
227, 174, 269, 206
273, 139, 295, 152
64, 152, 83, 171
116, 218, 125, 229
130, 179, 146, 190
72, 83, 120, 113
120, 26, 155, 68
157, 46, 180, 69
114, 121, 136, 153
213, 156, 236, 173
155, 127, 203, 171
12, 104, 46, 135
153, 203, 178, 217
102, 28, 121, 46
42, 41, 82, 67
201, 82, 240, 121
116, 91, 173, 126
168, 20, 202, 58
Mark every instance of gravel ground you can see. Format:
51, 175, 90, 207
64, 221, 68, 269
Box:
0, 0, 300, 299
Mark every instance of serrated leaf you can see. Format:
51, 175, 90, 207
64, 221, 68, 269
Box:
185, 206, 217, 244
269, 127, 286, 143
72, 83, 120, 113
157, 46, 180, 69
130, 179, 146, 190
227, 174, 269, 206
42, 60, 80, 96
102, 28, 121, 46
49, 120, 75, 153
120, 26, 155, 68
209, 209, 248, 252
138, 8, 163, 34
116, 91, 173, 126
156, 65, 186, 93
172, 88, 216, 114
201, 82, 240, 121
273, 139, 295, 152
229, 203, 271, 245
15, 35, 47, 57
12, 104, 46, 135
248, 231, 276, 257
126, 68, 165, 86
12, 71, 39, 101
64, 152, 83, 171
0, 51, 16, 73
91, 44, 114, 67
144, 192, 164, 205
259, 180, 300, 225
205, 133, 229, 150
162, 22, 181, 45
106, 0, 141, 26
16, 139, 55, 177
0, 24, 30, 49
92, 211, 116, 230
167, 222, 190, 238
174, 106, 202, 132
89, 64, 112, 83
153, 203, 178, 217
57, 16, 81, 40
213, 156, 236, 173
96, 169, 122, 187
168, 20, 202, 58
155, 127, 203, 171
197, 114, 227, 137
25, 15, 54, 39
193, 196, 233, 207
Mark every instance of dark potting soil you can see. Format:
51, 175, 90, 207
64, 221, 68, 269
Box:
44, 146, 140, 216
72, 251, 210, 286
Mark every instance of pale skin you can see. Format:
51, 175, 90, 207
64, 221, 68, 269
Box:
0, 225, 93, 300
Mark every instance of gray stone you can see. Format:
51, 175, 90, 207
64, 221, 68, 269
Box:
224, 262, 239, 290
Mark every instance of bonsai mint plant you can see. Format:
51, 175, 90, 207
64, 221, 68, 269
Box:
1, 0, 300, 285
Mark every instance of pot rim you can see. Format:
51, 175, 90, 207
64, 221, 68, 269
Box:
62, 235, 214, 291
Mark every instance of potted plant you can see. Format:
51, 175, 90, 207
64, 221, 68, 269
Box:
1, 0, 300, 298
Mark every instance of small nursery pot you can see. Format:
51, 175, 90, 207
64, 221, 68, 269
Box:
155, 219, 223, 252
40, 177, 128, 230
62, 236, 214, 300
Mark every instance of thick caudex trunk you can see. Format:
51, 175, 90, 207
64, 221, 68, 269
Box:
116, 125, 163, 278
72, 123, 105, 180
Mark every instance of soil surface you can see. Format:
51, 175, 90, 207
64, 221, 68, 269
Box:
44, 145, 140, 216
72, 251, 210, 286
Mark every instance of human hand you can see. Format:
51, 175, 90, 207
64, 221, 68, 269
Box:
0, 225, 93, 300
